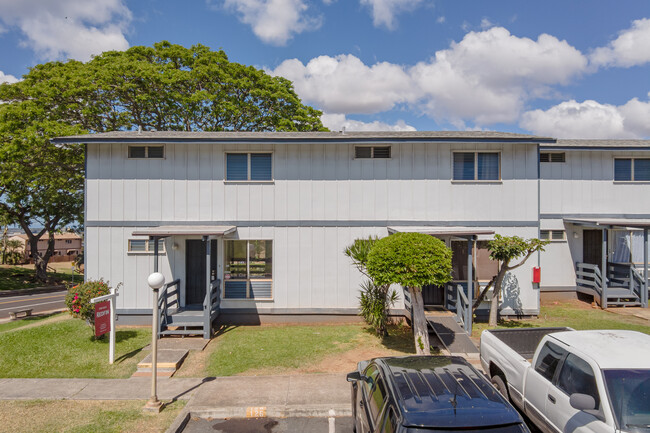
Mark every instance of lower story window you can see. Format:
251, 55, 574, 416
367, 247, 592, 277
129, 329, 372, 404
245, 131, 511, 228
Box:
224, 240, 272, 299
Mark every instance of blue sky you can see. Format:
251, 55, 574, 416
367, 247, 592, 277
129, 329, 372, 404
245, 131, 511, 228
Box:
1, 0, 649, 138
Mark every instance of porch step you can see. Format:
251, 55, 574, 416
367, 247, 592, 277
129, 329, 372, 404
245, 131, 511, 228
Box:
160, 328, 204, 337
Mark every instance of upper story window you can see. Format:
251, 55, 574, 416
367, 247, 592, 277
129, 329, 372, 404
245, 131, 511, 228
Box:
226, 153, 272, 181
614, 158, 650, 182
540, 152, 566, 163
355, 146, 391, 159
453, 152, 500, 181
128, 145, 164, 159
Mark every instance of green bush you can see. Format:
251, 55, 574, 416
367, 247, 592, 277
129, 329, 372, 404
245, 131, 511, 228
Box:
359, 279, 397, 337
65, 280, 112, 333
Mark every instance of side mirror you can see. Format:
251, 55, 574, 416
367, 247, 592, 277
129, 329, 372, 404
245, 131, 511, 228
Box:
570, 393, 596, 411
347, 371, 362, 382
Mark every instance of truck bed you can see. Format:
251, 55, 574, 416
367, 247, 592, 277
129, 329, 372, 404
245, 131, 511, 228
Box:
486, 327, 572, 360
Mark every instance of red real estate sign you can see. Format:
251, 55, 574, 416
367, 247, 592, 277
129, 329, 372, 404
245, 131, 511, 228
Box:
94, 301, 111, 337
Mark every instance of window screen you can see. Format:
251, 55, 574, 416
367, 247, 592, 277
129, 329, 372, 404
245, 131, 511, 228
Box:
453, 153, 475, 180
635, 159, 650, 181
477, 152, 499, 180
534, 341, 567, 382
541, 152, 566, 163
128, 146, 146, 158
250, 153, 272, 180
615, 159, 632, 181
226, 154, 249, 181
373, 146, 391, 158
355, 146, 391, 159
147, 146, 164, 158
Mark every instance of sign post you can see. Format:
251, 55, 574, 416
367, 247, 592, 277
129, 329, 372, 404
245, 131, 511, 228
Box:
91, 288, 118, 364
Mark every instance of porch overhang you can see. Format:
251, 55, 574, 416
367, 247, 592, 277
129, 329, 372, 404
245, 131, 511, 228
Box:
387, 226, 494, 239
564, 218, 650, 230
565, 218, 649, 309
131, 225, 237, 237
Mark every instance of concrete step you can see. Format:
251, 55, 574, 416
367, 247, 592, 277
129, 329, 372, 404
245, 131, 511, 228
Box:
133, 349, 189, 378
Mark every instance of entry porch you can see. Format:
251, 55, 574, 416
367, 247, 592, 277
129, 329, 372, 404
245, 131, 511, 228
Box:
565, 218, 650, 309
389, 227, 499, 335
132, 225, 236, 339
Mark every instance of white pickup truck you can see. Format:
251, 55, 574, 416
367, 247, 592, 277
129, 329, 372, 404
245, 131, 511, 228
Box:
480, 328, 650, 433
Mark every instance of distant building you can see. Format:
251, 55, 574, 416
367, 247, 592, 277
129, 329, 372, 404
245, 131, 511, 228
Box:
9, 232, 82, 261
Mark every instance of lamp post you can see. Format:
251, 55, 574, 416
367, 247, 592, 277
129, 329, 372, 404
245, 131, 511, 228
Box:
144, 272, 165, 413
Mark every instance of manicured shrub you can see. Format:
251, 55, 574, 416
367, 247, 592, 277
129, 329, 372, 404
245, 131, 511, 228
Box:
65, 280, 113, 334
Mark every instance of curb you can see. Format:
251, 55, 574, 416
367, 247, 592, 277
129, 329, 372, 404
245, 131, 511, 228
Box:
165, 407, 192, 433
188, 404, 352, 420
0, 285, 67, 298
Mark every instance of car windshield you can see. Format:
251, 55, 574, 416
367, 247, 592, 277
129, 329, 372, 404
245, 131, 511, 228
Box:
603, 369, 650, 432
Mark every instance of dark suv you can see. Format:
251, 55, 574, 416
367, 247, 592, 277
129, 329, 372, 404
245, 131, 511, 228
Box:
347, 356, 530, 433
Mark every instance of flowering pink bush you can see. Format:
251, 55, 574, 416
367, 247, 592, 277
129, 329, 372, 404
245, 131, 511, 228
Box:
65, 280, 111, 332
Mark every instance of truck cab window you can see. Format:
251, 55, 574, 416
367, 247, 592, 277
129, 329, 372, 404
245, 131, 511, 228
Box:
534, 342, 567, 382
557, 354, 600, 408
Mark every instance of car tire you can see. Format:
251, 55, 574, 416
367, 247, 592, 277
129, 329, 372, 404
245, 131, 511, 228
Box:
491, 374, 509, 401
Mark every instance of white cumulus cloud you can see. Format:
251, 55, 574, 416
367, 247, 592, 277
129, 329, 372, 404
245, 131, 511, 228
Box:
0, 71, 19, 84
360, 0, 424, 30
411, 27, 587, 126
271, 54, 416, 113
321, 113, 416, 131
272, 27, 587, 128
221, 0, 320, 45
591, 18, 650, 68
0, 0, 131, 61
521, 97, 650, 139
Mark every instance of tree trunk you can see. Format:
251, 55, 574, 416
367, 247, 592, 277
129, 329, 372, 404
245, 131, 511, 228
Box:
409, 286, 431, 355
488, 269, 507, 326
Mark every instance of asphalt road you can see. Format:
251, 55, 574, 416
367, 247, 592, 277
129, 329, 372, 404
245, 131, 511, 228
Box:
183, 416, 355, 433
0, 290, 67, 320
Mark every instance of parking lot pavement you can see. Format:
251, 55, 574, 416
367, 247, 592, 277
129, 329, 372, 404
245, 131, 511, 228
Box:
182, 416, 354, 433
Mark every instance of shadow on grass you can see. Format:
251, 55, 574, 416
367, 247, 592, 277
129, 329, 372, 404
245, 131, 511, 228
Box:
496, 320, 535, 328
213, 324, 239, 338
87, 330, 141, 344
114, 346, 145, 364
362, 324, 416, 354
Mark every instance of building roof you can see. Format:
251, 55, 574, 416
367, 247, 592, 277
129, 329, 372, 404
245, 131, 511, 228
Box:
543, 139, 650, 150
52, 130, 554, 144
550, 330, 650, 369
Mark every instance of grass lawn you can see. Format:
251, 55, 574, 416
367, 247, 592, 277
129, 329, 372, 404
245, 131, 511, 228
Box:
175, 322, 415, 378
0, 265, 80, 291
0, 400, 185, 433
0, 316, 151, 378
472, 298, 650, 337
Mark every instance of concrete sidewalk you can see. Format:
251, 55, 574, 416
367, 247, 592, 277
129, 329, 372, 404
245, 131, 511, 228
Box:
187, 374, 351, 419
0, 373, 352, 418
0, 377, 205, 401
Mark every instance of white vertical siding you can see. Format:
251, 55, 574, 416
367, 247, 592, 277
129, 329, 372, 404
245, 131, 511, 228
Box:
86, 140, 542, 313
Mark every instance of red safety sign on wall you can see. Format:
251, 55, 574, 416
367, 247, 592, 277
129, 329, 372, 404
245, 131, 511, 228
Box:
94, 301, 111, 337
532, 267, 541, 284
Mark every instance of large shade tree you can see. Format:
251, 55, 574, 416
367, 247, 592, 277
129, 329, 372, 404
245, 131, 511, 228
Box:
0, 41, 325, 282
367, 233, 452, 355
